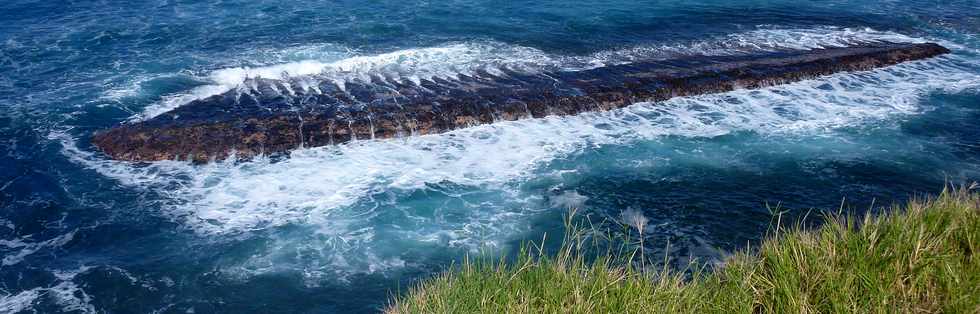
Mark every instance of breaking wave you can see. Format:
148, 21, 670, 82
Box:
127, 26, 930, 121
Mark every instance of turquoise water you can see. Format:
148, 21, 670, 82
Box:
2, 1, 980, 312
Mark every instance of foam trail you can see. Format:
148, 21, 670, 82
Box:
0, 230, 76, 266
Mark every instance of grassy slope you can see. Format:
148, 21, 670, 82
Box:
387, 187, 980, 313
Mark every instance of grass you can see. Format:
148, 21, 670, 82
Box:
387, 186, 980, 313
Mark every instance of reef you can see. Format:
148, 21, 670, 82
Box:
92, 42, 950, 162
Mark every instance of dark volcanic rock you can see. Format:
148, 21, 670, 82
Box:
93, 42, 950, 162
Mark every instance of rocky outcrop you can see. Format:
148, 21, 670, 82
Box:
93, 42, 950, 162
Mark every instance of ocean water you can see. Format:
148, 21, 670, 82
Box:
2, 0, 980, 312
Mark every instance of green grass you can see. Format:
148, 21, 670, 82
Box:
387, 186, 980, 313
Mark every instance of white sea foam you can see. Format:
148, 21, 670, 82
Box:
0, 230, 76, 266
584, 27, 925, 67
129, 26, 933, 121
0, 266, 96, 314
133, 42, 557, 120
57, 26, 980, 279
0, 289, 40, 314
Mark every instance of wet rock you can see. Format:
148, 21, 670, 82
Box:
92, 42, 950, 162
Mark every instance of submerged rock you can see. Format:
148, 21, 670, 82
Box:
92, 42, 950, 162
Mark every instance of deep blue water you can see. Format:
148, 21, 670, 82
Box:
2, 0, 980, 313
